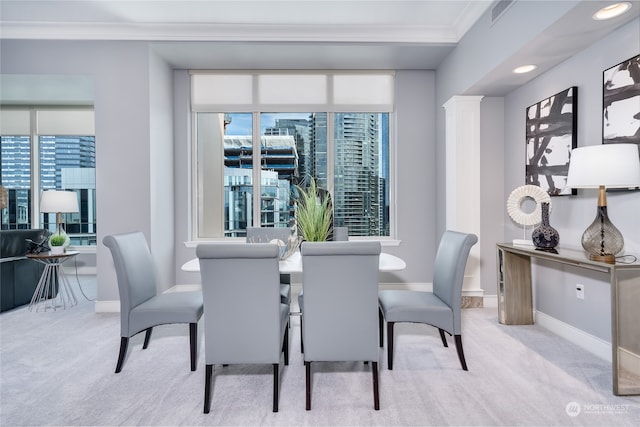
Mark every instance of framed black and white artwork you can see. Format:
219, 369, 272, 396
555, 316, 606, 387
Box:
525, 86, 578, 196
603, 54, 640, 156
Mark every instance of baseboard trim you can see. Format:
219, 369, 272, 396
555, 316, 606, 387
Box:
535, 311, 611, 362
483, 295, 498, 308
94, 300, 120, 313
95, 283, 500, 313
94, 285, 202, 312
63, 266, 97, 275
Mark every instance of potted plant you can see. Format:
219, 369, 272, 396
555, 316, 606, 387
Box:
294, 177, 333, 242
49, 234, 66, 255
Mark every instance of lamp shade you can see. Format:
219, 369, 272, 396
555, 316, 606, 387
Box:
40, 190, 79, 213
566, 143, 640, 189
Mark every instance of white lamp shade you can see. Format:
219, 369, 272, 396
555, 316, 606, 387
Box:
566, 143, 640, 189
40, 190, 79, 213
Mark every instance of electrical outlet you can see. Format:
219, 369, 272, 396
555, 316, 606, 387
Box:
576, 284, 584, 300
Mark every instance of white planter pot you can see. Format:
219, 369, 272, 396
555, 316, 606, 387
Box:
50, 246, 65, 255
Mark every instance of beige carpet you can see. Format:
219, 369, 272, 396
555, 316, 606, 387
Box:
1, 276, 639, 426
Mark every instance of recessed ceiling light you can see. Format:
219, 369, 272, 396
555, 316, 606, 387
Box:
593, 2, 632, 20
513, 65, 537, 74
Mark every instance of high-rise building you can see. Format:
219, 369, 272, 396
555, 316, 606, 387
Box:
327, 113, 384, 237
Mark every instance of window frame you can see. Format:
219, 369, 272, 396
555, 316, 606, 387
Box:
0, 106, 96, 248
189, 71, 397, 243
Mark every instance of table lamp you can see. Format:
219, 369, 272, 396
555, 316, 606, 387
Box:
565, 143, 640, 263
40, 190, 79, 248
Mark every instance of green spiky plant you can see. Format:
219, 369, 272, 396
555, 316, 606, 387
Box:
294, 177, 333, 242
50, 234, 66, 247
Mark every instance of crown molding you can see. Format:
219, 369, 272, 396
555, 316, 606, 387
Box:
0, 21, 460, 44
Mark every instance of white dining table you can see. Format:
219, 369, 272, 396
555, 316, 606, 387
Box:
181, 250, 406, 273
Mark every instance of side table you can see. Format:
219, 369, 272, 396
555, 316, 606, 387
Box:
26, 251, 79, 312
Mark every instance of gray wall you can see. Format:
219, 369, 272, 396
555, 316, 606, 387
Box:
1, 40, 439, 307
148, 49, 176, 293
479, 97, 505, 297
2, 12, 637, 328
174, 69, 438, 287
433, 1, 583, 298
502, 19, 640, 340
0, 40, 174, 302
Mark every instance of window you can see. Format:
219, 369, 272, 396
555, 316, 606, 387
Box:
0, 108, 96, 246
191, 71, 394, 240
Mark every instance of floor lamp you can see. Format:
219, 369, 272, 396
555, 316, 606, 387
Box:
566, 143, 640, 263
40, 190, 79, 248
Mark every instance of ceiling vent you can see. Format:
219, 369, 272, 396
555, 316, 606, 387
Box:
491, 0, 515, 24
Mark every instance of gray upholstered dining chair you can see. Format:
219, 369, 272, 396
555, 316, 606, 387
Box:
300, 241, 381, 410
103, 231, 203, 374
378, 230, 478, 371
197, 243, 290, 413
297, 225, 348, 351
246, 226, 294, 305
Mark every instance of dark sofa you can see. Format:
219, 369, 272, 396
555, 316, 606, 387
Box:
1, 229, 48, 312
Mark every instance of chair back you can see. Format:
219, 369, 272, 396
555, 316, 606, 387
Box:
103, 232, 158, 335
246, 227, 293, 244
197, 243, 283, 364
432, 231, 478, 334
301, 241, 381, 361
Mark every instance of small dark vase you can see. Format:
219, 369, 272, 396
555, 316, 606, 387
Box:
532, 202, 559, 251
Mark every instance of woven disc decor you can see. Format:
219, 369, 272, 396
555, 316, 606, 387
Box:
506, 185, 551, 226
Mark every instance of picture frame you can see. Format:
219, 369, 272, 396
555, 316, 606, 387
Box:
525, 86, 578, 196
603, 54, 640, 162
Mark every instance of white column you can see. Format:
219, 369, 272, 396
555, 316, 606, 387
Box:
443, 96, 484, 304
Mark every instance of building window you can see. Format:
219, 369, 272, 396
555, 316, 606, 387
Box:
0, 108, 96, 246
191, 71, 394, 240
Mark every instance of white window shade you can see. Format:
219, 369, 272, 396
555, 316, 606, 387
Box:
38, 110, 95, 135
0, 109, 30, 134
191, 71, 395, 112
191, 74, 253, 110
258, 74, 327, 104
333, 74, 394, 109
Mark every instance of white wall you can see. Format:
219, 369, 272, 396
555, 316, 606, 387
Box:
502, 19, 640, 339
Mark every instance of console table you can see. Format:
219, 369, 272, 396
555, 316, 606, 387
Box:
496, 243, 640, 396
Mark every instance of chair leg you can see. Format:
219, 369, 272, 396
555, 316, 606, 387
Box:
438, 328, 448, 347
305, 361, 312, 410
300, 322, 304, 354
454, 335, 468, 371
386, 322, 395, 370
142, 328, 153, 349
378, 308, 384, 348
190, 323, 198, 371
115, 337, 129, 373
204, 364, 213, 413
272, 363, 280, 412
372, 361, 380, 410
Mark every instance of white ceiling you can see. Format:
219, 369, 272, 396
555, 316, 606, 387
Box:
0, 1, 491, 40
1, 1, 639, 95
0, 0, 492, 69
